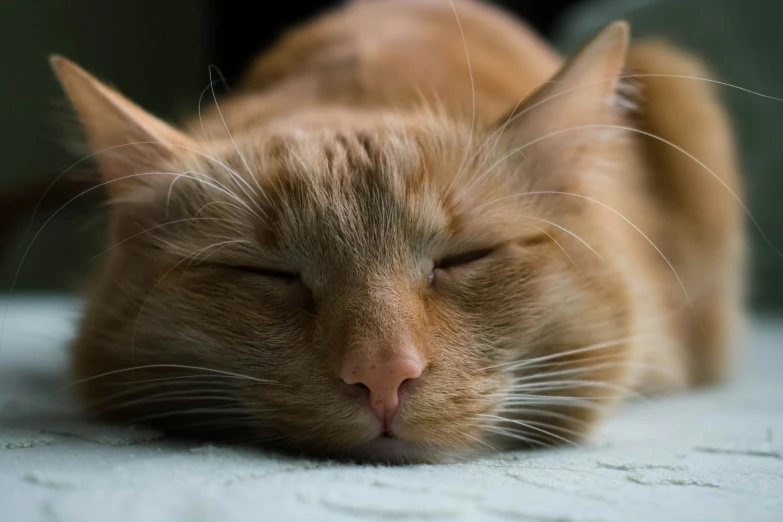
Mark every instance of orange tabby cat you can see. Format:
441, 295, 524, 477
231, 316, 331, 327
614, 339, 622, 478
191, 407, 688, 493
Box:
52, 0, 743, 462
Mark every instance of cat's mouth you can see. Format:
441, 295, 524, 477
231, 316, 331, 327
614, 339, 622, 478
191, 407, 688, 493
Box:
337, 424, 426, 463
361, 432, 427, 463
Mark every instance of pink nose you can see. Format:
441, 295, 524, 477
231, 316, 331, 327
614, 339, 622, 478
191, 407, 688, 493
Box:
339, 348, 425, 428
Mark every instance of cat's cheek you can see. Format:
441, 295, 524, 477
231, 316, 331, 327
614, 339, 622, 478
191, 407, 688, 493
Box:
195, 277, 310, 328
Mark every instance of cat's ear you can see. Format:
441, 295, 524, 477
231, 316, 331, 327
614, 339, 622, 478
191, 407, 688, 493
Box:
494, 21, 630, 192
50, 55, 197, 199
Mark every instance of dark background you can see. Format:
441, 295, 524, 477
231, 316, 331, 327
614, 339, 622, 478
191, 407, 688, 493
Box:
2, 0, 782, 310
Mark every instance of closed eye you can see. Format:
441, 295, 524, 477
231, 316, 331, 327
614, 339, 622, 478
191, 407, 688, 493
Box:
229, 265, 300, 281
436, 248, 494, 270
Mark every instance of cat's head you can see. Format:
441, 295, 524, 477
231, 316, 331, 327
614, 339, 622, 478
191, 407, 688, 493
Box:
56, 22, 634, 462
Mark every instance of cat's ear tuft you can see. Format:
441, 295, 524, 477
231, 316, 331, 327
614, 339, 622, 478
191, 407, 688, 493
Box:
493, 20, 631, 193
50, 55, 198, 199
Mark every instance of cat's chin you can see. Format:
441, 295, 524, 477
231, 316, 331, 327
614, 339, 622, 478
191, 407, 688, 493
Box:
348, 434, 442, 464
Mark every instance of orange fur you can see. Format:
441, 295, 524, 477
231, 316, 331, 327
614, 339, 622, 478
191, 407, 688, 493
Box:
52, 0, 743, 462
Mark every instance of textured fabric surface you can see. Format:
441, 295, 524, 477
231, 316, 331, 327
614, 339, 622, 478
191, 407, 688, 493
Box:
1, 297, 781, 521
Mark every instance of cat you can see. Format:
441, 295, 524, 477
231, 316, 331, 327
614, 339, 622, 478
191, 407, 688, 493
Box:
52, 0, 743, 463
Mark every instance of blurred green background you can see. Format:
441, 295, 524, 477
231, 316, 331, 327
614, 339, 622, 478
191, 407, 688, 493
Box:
1, 0, 781, 310
0, 0, 210, 292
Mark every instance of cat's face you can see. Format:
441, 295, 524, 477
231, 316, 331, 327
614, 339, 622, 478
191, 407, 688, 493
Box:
79, 117, 625, 462
57, 22, 632, 462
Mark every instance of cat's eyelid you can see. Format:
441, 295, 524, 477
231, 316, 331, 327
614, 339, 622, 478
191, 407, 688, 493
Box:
225, 264, 300, 280
435, 248, 495, 270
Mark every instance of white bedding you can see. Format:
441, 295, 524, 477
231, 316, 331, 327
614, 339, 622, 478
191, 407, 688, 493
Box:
1, 296, 781, 521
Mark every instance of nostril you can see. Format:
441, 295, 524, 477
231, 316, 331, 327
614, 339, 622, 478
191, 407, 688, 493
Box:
342, 381, 371, 401
397, 377, 416, 397
353, 382, 370, 395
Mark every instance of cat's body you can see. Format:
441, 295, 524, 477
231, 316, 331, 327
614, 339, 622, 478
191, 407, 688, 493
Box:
54, 0, 742, 462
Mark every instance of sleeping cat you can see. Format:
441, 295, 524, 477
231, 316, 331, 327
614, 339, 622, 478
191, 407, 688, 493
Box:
52, 0, 743, 463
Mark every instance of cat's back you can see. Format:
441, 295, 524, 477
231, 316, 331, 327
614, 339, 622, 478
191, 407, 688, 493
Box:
220, 0, 562, 127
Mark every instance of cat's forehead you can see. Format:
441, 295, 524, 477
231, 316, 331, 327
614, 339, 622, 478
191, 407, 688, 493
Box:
253, 126, 456, 259
179, 119, 523, 271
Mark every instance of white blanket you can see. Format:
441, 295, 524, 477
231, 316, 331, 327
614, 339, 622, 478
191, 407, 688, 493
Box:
1, 297, 781, 521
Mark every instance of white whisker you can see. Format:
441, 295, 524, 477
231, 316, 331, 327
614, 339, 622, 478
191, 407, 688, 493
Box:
530, 225, 580, 271
207, 66, 272, 208
479, 336, 640, 372
197, 78, 269, 213
62, 364, 280, 390
447, 0, 476, 185
496, 407, 591, 427
520, 215, 603, 261
480, 424, 552, 448
478, 413, 581, 447
79, 217, 244, 269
